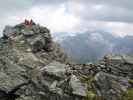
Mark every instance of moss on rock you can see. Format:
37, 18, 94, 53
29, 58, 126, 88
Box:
85, 90, 96, 100
122, 88, 133, 100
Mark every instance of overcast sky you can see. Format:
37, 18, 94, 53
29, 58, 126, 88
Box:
0, 0, 133, 36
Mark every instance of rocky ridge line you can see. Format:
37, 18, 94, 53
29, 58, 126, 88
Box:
0, 21, 132, 100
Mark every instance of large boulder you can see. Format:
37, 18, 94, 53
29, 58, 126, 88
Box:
93, 72, 131, 100
69, 75, 88, 97
101, 54, 133, 78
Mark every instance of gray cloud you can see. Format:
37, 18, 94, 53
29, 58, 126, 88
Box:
1, 0, 133, 23
0, 0, 133, 36
76, 0, 133, 10
32, 0, 67, 5
0, 0, 66, 16
69, 0, 133, 23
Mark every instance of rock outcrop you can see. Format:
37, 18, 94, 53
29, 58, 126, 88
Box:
0, 21, 132, 100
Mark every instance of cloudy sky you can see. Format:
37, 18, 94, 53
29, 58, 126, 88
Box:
0, 0, 133, 36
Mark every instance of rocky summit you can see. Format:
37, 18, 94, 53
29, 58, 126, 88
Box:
0, 21, 132, 100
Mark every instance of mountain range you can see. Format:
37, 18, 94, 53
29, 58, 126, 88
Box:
53, 30, 133, 63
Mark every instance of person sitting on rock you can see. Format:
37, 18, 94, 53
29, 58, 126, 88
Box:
24, 19, 36, 26
24, 19, 30, 26
29, 19, 36, 25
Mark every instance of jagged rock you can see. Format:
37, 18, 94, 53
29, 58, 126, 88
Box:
26, 35, 46, 52
0, 56, 27, 93
0, 21, 133, 100
93, 72, 131, 100
41, 61, 68, 79
3, 26, 19, 38
69, 75, 87, 97
39, 62, 87, 99
123, 55, 133, 64
102, 54, 133, 78
0, 21, 71, 100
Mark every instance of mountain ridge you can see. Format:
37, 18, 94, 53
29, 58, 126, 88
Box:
55, 31, 133, 63
0, 21, 132, 100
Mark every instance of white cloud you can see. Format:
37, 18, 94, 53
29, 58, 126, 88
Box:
0, 4, 79, 34
0, 0, 133, 37
28, 4, 79, 33
79, 20, 133, 37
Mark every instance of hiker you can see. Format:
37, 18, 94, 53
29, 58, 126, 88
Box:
29, 19, 36, 25
24, 19, 35, 26
24, 19, 30, 26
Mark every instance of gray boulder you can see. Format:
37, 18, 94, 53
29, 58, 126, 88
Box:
41, 61, 67, 79
69, 75, 87, 97
93, 72, 131, 100
3, 26, 19, 38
